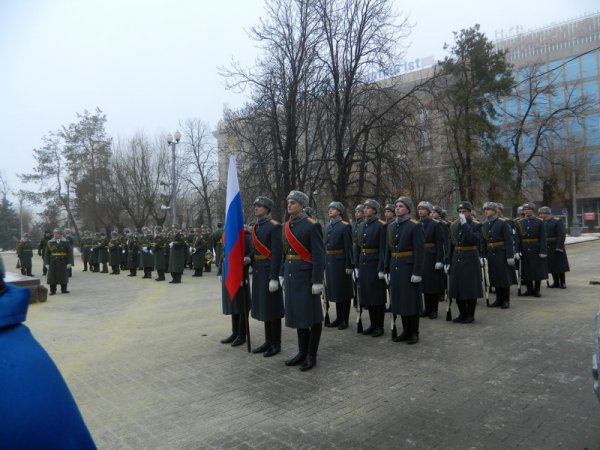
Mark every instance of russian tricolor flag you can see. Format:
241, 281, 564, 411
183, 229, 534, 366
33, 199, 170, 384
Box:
223, 156, 245, 300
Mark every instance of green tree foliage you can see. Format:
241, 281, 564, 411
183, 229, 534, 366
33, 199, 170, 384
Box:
436, 25, 514, 203
0, 196, 20, 250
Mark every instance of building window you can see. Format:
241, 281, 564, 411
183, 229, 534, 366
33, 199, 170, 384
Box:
583, 80, 598, 102
586, 115, 600, 146
589, 149, 600, 182
581, 51, 598, 78
565, 58, 580, 82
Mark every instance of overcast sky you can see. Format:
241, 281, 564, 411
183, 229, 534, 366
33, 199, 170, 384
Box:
1, 0, 598, 201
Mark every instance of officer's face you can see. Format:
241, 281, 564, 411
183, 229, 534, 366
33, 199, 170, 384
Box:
395, 203, 408, 216
431, 211, 440, 220
484, 208, 495, 218
523, 207, 534, 217
417, 207, 429, 218
328, 207, 340, 219
539, 212, 549, 220
254, 205, 269, 217
384, 210, 394, 220
287, 200, 302, 216
53, 231, 62, 240
355, 210, 364, 220
363, 206, 375, 218
458, 208, 471, 218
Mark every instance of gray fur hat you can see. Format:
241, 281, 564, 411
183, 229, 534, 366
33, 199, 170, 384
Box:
384, 204, 395, 213
355, 204, 365, 212
328, 201, 345, 214
395, 196, 414, 213
287, 190, 309, 207
254, 196, 274, 211
304, 206, 316, 217
457, 201, 473, 211
432, 205, 443, 215
417, 201, 433, 212
522, 202, 536, 210
483, 202, 499, 211
363, 198, 381, 213
538, 206, 552, 214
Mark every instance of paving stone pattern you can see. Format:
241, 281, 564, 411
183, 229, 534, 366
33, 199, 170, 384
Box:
4, 242, 600, 449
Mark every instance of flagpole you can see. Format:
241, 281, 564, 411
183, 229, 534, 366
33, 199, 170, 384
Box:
243, 262, 251, 353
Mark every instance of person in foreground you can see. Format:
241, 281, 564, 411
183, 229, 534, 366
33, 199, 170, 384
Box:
0, 255, 96, 449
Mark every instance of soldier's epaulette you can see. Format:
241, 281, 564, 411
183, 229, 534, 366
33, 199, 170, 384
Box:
432, 218, 440, 222
554, 217, 560, 220
410, 219, 419, 224
307, 217, 317, 224
342, 220, 349, 225
378, 219, 386, 225
499, 217, 509, 221
472, 219, 481, 224
270, 219, 280, 225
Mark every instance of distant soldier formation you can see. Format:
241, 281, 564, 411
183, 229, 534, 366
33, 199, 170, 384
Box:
17, 197, 571, 372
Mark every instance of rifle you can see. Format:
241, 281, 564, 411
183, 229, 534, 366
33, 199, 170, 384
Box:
445, 267, 452, 321
352, 272, 363, 333
482, 259, 490, 307
517, 255, 523, 296
322, 274, 330, 326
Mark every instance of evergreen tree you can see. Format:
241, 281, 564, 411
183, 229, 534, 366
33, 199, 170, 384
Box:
0, 196, 20, 250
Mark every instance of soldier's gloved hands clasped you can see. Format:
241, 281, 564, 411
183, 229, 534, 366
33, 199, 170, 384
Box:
435, 262, 443, 270
539, 253, 547, 259
410, 275, 422, 283
459, 213, 467, 225
506, 258, 515, 266
378, 271, 385, 280
243, 256, 251, 265
345, 268, 352, 275
268, 279, 279, 293
311, 283, 323, 295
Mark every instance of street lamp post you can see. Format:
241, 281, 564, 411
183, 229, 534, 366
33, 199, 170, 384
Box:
166, 131, 182, 226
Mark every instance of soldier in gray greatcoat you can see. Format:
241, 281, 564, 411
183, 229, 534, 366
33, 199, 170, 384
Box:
44, 229, 73, 295
324, 201, 354, 330
515, 202, 548, 297
417, 201, 445, 319
152, 226, 168, 281
354, 199, 387, 337
281, 190, 325, 371
249, 196, 284, 357
108, 231, 122, 275
447, 201, 483, 323
538, 206, 570, 289
481, 202, 515, 309
383, 197, 425, 344
17, 234, 34, 277
168, 226, 187, 284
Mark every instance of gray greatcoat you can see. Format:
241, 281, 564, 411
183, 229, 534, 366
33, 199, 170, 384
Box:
420, 217, 445, 295
515, 217, 548, 281
354, 216, 387, 306
482, 216, 515, 288
383, 216, 425, 316
250, 217, 284, 322
44, 239, 72, 285
448, 219, 484, 300
281, 213, 324, 329
543, 216, 570, 273
324, 218, 353, 303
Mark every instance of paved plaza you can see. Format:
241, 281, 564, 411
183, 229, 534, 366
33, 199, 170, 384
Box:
3, 241, 600, 449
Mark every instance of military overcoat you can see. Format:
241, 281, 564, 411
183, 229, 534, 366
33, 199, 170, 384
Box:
481, 217, 515, 288
420, 217, 445, 295
515, 217, 548, 281
44, 239, 72, 285
324, 218, 353, 303
448, 219, 484, 300
543, 216, 570, 273
354, 216, 386, 307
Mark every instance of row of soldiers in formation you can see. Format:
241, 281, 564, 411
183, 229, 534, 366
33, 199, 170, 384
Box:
15, 225, 225, 295
220, 191, 570, 371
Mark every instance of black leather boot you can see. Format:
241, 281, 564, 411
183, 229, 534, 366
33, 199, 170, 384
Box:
221, 314, 239, 344
393, 316, 410, 342
407, 315, 419, 344
252, 322, 272, 353
362, 307, 376, 335
461, 300, 475, 323
264, 320, 281, 357
453, 300, 466, 323
61, 284, 69, 294
286, 329, 308, 366
300, 323, 322, 371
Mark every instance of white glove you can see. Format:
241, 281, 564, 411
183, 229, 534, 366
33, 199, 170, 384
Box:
243, 256, 251, 265
189, 247, 193, 252
67, 264, 72, 269
169, 243, 174, 248
143, 246, 148, 252
45, 265, 49, 269
269, 280, 279, 292
149, 250, 153, 255
218, 275, 222, 282
279, 276, 284, 286
435, 262, 443, 270
410, 275, 422, 283
507, 258, 515, 266
311, 283, 323, 295
385, 273, 390, 286
556, 248, 564, 253
539, 253, 547, 259
514, 253, 520, 260
378, 271, 385, 280
354, 268, 359, 280
480, 258, 485, 267
122, 250, 126, 254
345, 268, 352, 275
459, 213, 466, 225
90, 248, 95, 252
444, 264, 450, 274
